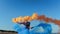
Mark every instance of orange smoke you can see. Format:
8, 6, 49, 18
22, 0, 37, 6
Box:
12, 13, 60, 26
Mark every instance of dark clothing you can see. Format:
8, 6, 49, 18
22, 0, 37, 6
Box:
18, 22, 30, 29
24, 22, 30, 29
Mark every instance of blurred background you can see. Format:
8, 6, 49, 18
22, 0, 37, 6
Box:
0, 0, 60, 33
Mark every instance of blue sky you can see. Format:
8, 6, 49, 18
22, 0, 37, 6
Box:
0, 0, 60, 33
